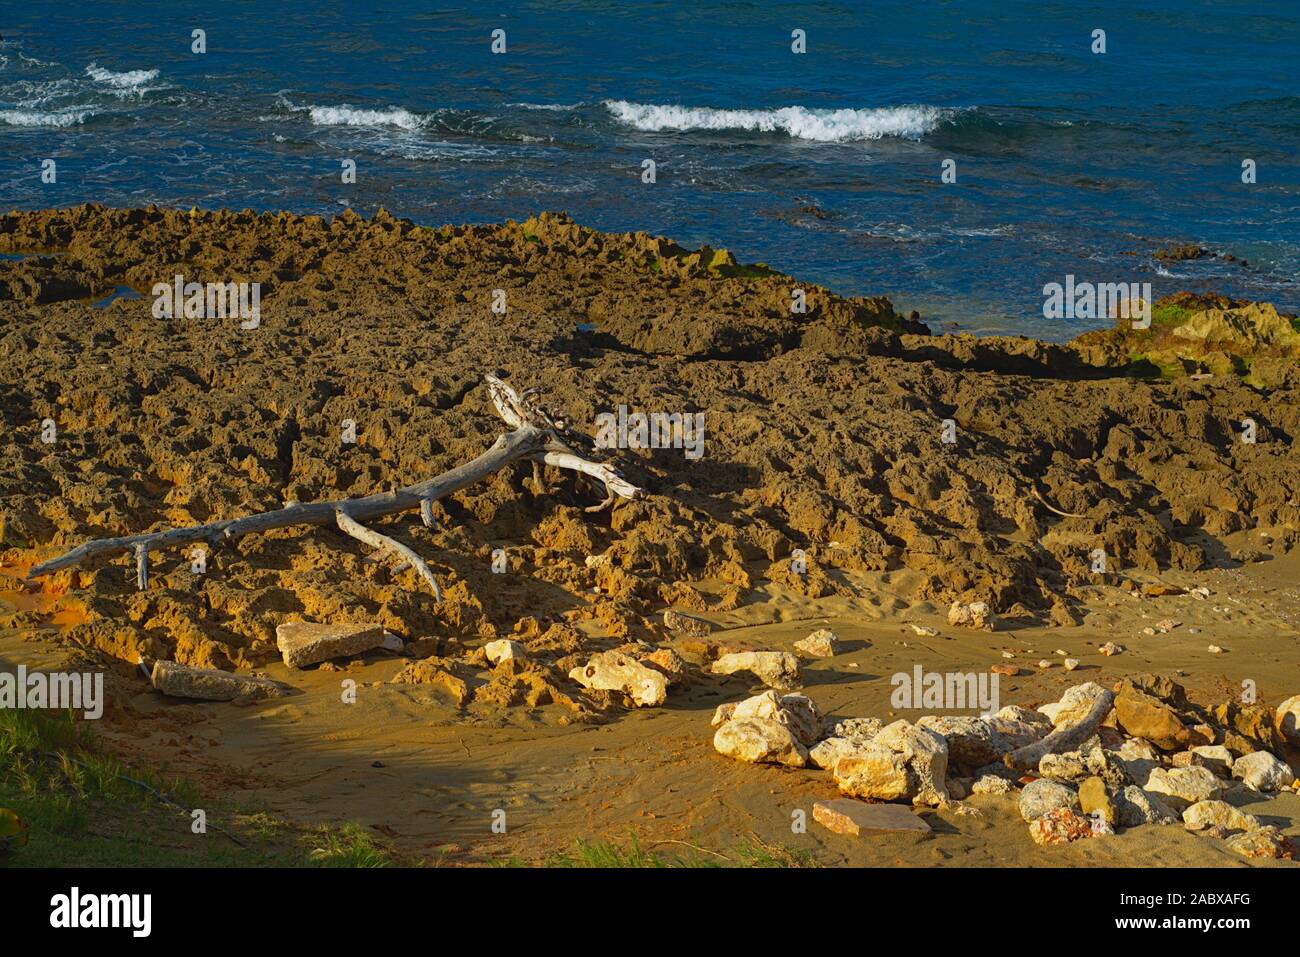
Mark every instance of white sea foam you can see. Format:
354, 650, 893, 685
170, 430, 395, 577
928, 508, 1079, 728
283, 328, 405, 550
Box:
305, 104, 426, 130
603, 100, 952, 142
507, 102, 580, 112
86, 63, 161, 94
0, 107, 94, 127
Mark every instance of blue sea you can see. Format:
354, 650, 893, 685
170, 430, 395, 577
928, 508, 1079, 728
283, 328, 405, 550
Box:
1, 1, 1297, 339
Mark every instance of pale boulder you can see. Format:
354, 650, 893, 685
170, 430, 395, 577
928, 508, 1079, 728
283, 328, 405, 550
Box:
794, 628, 841, 657
568, 651, 668, 707
713, 717, 808, 767
1232, 751, 1295, 792
711, 651, 802, 690
1182, 800, 1260, 833
1144, 766, 1224, 810
484, 639, 525, 666
1275, 694, 1300, 747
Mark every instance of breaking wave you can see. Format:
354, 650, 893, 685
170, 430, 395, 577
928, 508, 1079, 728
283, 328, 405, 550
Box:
302, 104, 426, 130
0, 107, 94, 127
602, 100, 955, 142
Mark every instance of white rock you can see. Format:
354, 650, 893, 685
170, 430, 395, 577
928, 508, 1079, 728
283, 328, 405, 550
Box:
809, 736, 867, 771
947, 600, 997, 630
711, 651, 802, 690
1038, 682, 1109, 728
1189, 745, 1234, 776
1275, 694, 1300, 748
793, 628, 841, 657
730, 690, 824, 746
873, 720, 950, 807
713, 717, 808, 767
1182, 800, 1260, 833
1019, 779, 1080, 822
484, 639, 525, 665
1144, 766, 1224, 809
568, 651, 668, 707
1232, 751, 1295, 792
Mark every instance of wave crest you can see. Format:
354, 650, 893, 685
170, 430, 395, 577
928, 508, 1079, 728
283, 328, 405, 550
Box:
603, 100, 953, 142
0, 107, 94, 127
304, 104, 426, 130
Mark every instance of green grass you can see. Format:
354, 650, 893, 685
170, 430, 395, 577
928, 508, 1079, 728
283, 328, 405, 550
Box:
496, 833, 819, 868
304, 822, 392, 868
0, 707, 397, 867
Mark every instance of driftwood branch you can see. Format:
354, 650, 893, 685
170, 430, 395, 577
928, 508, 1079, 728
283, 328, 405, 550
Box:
27, 375, 644, 587
335, 506, 442, 602
1003, 689, 1115, 771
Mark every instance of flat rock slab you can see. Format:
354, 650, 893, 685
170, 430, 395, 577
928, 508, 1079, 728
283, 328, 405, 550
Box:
151, 660, 293, 701
277, 621, 386, 668
813, 798, 932, 837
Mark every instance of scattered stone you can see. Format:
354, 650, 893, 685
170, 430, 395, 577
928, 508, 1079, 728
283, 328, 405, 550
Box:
663, 609, 711, 637
1114, 685, 1190, 751
809, 736, 865, 771
833, 717, 884, 742
728, 690, 824, 746
1063, 658, 1080, 671
1038, 659, 1053, 669
873, 720, 951, 806
1115, 785, 1179, 827
484, 639, 525, 665
991, 663, 1019, 677
640, 647, 688, 684
1187, 745, 1234, 776
276, 621, 386, 668
1274, 696, 1300, 748
1114, 738, 1160, 785
713, 717, 807, 767
1039, 682, 1109, 728
813, 798, 931, 837
833, 745, 913, 802
1141, 583, 1186, 598
1039, 752, 1087, 781
1226, 826, 1296, 860
948, 600, 997, 630
1144, 766, 1224, 810
909, 624, 939, 637
569, 651, 668, 707
711, 651, 802, 690
1100, 642, 1123, 657
1232, 751, 1295, 792
1211, 701, 1288, 755
1078, 776, 1116, 825
1019, 779, 1080, 822
1154, 619, 1182, 632
918, 715, 997, 766
1182, 800, 1259, 833
1277, 694, 1300, 747
972, 774, 1014, 795
150, 660, 293, 701
794, 628, 841, 657
1029, 807, 1096, 846
1207, 644, 1222, 654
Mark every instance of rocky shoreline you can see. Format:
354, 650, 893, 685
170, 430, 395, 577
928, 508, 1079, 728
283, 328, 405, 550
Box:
1, 205, 1297, 864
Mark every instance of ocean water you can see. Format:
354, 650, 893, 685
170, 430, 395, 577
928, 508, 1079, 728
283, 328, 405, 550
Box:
1, 0, 1297, 340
